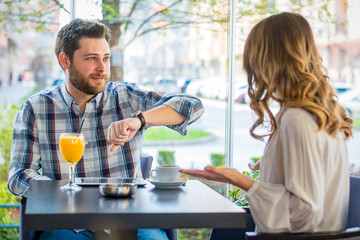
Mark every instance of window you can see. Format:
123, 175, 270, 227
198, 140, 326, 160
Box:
1, 0, 359, 175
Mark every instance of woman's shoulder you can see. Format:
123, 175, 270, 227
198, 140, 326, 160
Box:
280, 108, 317, 131
282, 107, 313, 121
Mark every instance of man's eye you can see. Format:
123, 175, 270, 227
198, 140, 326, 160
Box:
88, 57, 96, 60
104, 57, 110, 61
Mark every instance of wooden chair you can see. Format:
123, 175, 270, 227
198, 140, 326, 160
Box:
245, 175, 360, 240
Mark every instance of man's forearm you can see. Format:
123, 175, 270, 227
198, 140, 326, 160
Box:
142, 105, 186, 127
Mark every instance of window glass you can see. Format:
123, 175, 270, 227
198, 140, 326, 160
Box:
233, 1, 360, 174
1, 1, 359, 239
120, 1, 228, 170
61, 0, 228, 171
1, 0, 358, 177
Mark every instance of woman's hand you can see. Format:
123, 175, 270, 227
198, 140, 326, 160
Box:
248, 160, 260, 171
179, 166, 254, 191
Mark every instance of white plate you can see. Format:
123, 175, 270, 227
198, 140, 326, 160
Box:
148, 178, 186, 189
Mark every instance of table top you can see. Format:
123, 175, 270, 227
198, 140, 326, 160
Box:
25, 179, 247, 230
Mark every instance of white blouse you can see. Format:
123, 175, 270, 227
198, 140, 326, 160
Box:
246, 108, 349, 233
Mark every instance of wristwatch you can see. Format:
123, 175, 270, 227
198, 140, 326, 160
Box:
131, 111, 146, 131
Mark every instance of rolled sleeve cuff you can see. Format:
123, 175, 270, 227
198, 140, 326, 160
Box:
163, 96, 204, 136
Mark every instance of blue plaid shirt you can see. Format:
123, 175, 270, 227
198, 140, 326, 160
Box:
8, 81, 204, 196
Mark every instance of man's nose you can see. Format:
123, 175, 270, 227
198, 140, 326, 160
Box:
96, 60, 106, 72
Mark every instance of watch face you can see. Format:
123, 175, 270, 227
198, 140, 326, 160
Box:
131, 111, 140, 118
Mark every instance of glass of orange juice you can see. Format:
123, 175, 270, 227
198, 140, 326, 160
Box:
59, 133, 85, 191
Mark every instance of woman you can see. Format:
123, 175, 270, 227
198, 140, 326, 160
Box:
180, 12, 353, 235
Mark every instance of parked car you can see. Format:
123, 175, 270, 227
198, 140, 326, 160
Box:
331, 82, 354, 94
197, 79, 223, 99
45, 77, 64, 88
216, 83, 248, 102
185, 79, 206, 96
234, 84, 248, 103
52, 78, 64, 86
154, 78, 181, 94
176, 77, 193, 93
339, 88, 360, 119
139, 77, 155, 91
215, 84, 228, 101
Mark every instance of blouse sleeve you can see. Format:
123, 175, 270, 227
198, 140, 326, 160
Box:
246, 110, 326, 233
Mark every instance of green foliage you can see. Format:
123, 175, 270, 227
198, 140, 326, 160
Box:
1, 0, 342, 52
0, 104, 20, 182
157, 150, 175, 165
227, 157, 260, 207
95, 0, 344, 50
178, 228, 211, 240
144, 127, 211, 142
0, 181, 20, 217
0, 103, 21, 240
353, 119, 360, 128
0, 229, 19, 240
210, 153, 225, 167
0, 182, 20, 240
0, 0, 65, 33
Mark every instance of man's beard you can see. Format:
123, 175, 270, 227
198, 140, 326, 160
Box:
68, 64, 110, 95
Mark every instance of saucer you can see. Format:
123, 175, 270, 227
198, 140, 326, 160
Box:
148, 178, 186, 189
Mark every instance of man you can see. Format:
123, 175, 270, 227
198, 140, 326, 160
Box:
7, 19, 204, 240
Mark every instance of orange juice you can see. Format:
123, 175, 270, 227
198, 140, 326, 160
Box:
59, 134, 85, 165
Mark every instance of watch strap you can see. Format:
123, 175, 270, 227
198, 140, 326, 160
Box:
131, 111, 146, 131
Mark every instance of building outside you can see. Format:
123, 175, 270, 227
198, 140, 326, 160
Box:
0, 1, 60, 89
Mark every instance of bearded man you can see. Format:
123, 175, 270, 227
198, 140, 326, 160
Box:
8, 18, 204, 240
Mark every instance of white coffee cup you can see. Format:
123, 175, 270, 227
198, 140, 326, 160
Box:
150, 165, 180, 181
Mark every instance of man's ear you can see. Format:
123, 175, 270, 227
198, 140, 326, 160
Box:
59, 52, 70, 70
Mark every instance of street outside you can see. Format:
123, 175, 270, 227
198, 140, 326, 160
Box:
144, 98, 360, 173
143, 99, 267, 171
0, 81, 359, 173
0, 81, 35, 106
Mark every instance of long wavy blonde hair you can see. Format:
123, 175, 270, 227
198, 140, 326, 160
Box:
243, 12, 353, 140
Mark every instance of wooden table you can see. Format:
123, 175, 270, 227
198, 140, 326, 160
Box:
25, 180, 247, 239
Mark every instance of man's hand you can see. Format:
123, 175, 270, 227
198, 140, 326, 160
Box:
107, 105, 186, 152
107, 117, 141, 152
